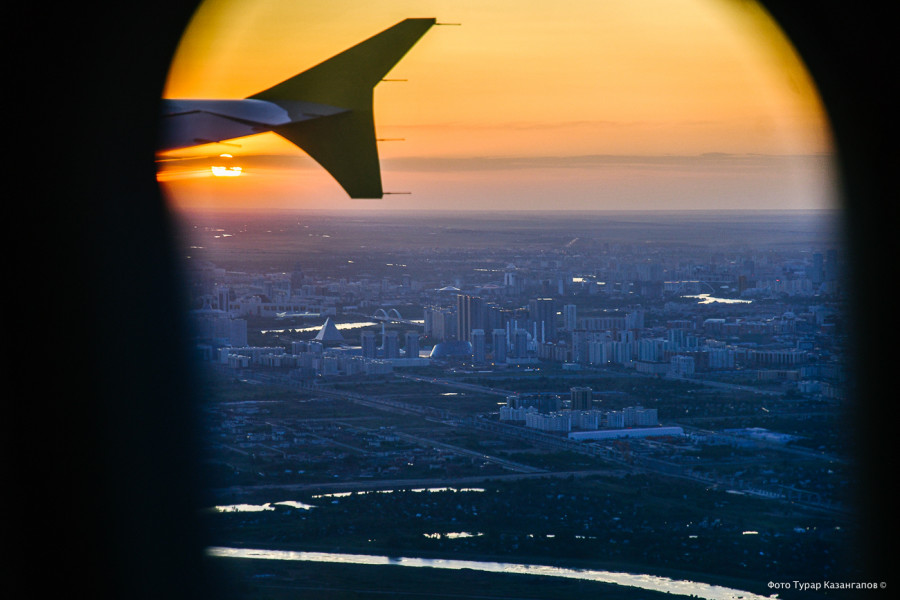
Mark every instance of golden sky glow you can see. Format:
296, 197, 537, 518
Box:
158, 0, 837, 212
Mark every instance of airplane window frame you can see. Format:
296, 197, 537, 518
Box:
22, 1, 892, 598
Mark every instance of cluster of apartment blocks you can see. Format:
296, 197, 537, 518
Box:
191, 278, 836, 393
219, 341, 394, 377
501, 405, 659, 433
498, 386, 659, 433
500, 389, 685, 440
428, 296, 816, 375
358, 329, 420, 359
194, 301, 825, 385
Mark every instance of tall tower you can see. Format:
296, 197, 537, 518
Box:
382, 330, 400, 359
456, 294, 484, 342
811, 252, 825, 284
290, 262, 305, 294
216, 287, 235, 313
563, 304, 577, 331
529, 298, 556, 342
405, 331, 420, 358
511, 329, 529, 358
571, 329, 589, 364
471, 329, 486, 364
492, 329, 507, 363
360, 330, 377, 358
570, 387, 593, 411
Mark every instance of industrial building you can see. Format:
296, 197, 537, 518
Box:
568, 426, 684, 441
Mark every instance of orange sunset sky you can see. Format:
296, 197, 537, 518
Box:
157, 0, 837, 213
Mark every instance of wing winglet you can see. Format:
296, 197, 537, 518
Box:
275, 111, 382, 199
250, 18, 436, 198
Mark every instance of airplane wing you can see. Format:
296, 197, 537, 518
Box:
158, 99, 346, 150
159, 18, 436, 199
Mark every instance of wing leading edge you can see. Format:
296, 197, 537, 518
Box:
160, 18, 436, 199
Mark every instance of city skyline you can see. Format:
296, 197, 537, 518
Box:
180, 208, 856, 598
156, 0, 837, 213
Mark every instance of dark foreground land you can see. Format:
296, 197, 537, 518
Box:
198, 370, 863, 600
203, 476, 858, 600
206, 558, 681, 600
204, 551, 870, 600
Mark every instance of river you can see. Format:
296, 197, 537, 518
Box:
684, 294, 752, 305
206, 546, 776, 600
261, 321, 378, 334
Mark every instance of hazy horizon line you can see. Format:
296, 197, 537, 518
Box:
172, 206, 841, 217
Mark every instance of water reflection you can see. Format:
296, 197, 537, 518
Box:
423, 532, 483, 539
261, 321, 377, 334
312, 487, 485, 499
206, 546, 774, 600
212, 500, 316, 512
684, 294, 752, 304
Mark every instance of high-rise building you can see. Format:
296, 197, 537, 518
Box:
638, 338, 666, 362
189, 306, 247, 347
525, 411, 570, 432
529, 297, 556, 342
570, 386, 593, 411
456, 294, 484, 342
606, 411, 625, 428
588, 339, 613, 365
471, 329, 486, 364
668, 328, 686, 350
423, 310, 433, 336
623, 406, 658, 427
511, 328, 529, 358
563, 304, 577, 331
360, 330, 377, 358
492, 329, 507, 363
635, 407, 658, 427
382, 330, 400, 358
484, 302, 503, 332
215, 287, 233, 312
290, 262, 305, 293
503, 270, 521, 295
570, 329, 590, 364
424, 305, 457, 341
405, 331, 419, 358
669, 354, 695, 377
625, 309, 645, 330
811, 252, 825, 284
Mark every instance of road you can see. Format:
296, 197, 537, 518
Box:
389, 430, 545, 474
397, 374, 512, 397
210, 468, 627, 500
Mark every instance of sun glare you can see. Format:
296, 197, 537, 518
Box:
211, 165, 243, 177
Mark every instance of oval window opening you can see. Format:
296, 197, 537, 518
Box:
159, 2, 860, 599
